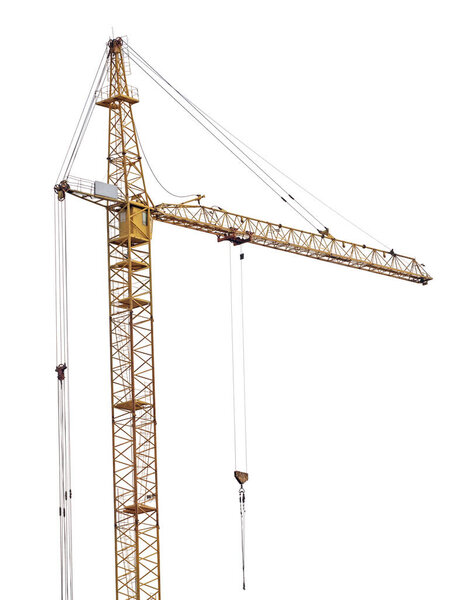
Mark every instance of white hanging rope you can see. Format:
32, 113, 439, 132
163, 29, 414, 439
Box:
239, 486, 247, 591
239, 249, 248, 475
229, 244, 238, 472
228, 244, 249, 590
54, 191, 74, 600
228, 245, 249, 474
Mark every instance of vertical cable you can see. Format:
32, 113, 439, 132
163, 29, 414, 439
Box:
239, 249, 248, 474
229, 244, 237, 471
54, 191, 74, 600
228, 243, 249, 589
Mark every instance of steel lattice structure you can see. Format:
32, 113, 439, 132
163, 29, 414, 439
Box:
102, 38, 160, 600
54, 35, 432, 600
151, 202, 431, 284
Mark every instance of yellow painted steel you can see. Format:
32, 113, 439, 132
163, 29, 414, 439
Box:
117, 205, 153, 244
64, 181, 431, 285
151, 202, 432, 284
57, 33, 432, 600
98, 38, 160, 600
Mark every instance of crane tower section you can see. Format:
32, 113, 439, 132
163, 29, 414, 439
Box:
98, 38, 160, 600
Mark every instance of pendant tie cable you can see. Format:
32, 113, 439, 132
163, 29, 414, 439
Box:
179, 101, 391, 249
229, 245, 249, 589
54, 190, 74, 600
125, 42, 390, 249
56, 44, 109, 184
125, 44, 327, 234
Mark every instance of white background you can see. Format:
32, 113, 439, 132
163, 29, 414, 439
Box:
2, 1, 470, 599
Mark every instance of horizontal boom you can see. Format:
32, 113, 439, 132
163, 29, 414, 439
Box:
152, 202, 432, 285
58, 180, 431, 285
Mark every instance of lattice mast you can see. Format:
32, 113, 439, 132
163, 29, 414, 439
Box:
97, 38, 160, 600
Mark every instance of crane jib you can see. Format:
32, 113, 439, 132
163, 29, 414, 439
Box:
61, 185, 431, 285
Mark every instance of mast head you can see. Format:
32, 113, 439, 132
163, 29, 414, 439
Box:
108, 37, 123, 53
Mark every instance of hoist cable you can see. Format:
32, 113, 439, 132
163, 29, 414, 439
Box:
135, 128, 197, 199
127, 47, 326, 233
62, 197, 74, 600
62, 205, 73, 600
239, 250, 248, 473
228, 246, 249, 473
228, 245, 249, 590
228, 245, 238, 472
126, 44, 327, 232
239, 486, 247, 591
54, 192, 74, 600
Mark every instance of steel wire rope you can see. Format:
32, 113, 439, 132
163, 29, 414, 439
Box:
228, 244, 249, 590
56, 382, 65, 599
128, 56, 286, 202
239, 250, 248, 474
64, 59, 109, 180
61, 198, 74, 600
59, 201, 70, 600
228, 246, 249, 473
228, 245, 238, 472
135, 128, 197, 199
127, 48, 326, 233
126, 44, 327, 232
57, 45, 108, 182
59, 200, 69, 600
54, 191, 74, 600
195, 112, 391, 249
127, 43, 390, 249
55, 198, 66, 600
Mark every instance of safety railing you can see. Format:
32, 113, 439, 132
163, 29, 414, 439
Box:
67, 175, 125, 201
95, 85, 139, 103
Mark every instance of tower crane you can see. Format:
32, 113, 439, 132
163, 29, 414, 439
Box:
54, 36, 431, 600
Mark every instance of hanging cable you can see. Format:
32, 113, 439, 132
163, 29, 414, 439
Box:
135, 128, 198, 199
239, 485, 247, 591
239, 250, 248, 473
54, 189, 74, 600
126, 46, 327, 233
228, 244, 249, 589
229, 245, 238, 472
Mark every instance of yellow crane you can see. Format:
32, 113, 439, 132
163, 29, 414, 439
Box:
54, 36, 431, 600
